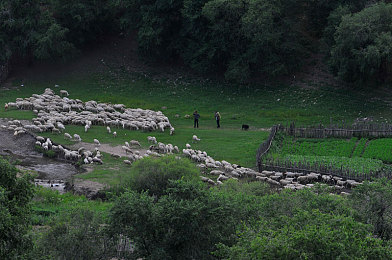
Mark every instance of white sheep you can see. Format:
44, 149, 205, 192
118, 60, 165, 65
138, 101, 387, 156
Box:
170, 127, 175, 135
64, 133, 72, 140
106, 126, 111, 133
113, 131, 117, 138
192, 135, 200, 143
84, 124, 90, 133
57, 122, 65, 132
125, 141, 130, 148
94, 139, 101, 146
186, 143, 191, 149
4, 103, 8, 111
130, 140, 141, 147
147, 136, 157, 144
73, 134, 81, 142
60, 90, 69, 97
123, 160, 132, 165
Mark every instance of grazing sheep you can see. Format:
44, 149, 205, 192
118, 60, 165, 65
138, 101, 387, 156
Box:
170, 127, 175, 135
186, 143, 191, 149
125, 141, 130, 148
85, 124, 90, 132
113, 131, 117, 138
106, 126, 111, 133
123, 160, 132, 165
64, 133, 72, 140
60, 90, 69, 97
57, 122, 65, 132
147, 136, 157, 144
4, 103, 8, 111
122, 146, 132, 154
94, 139, 101, 146
73, 134, 81, 142
192, 135, 200, 142
130, 140, 141, 147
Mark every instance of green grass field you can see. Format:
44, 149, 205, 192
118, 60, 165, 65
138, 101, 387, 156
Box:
2, 68, 392, 185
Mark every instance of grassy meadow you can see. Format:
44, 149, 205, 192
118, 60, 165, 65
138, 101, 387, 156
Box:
1, 70, 392, 185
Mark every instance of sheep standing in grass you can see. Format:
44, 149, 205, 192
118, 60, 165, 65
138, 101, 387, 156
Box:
186, 143, 191, 149
60, 90, 69, 97
147, 136, 157, 144
64, 133, 72, 140
192, 135, 200, 143
85, 124, 90, 133
106, 126, 111, 133
94, 139, 101, 146
130, 140, 141, 147
57, 122, 65, 132
4, 103, 8, 111
73, 134, 81, 142
113, 131, 117, 138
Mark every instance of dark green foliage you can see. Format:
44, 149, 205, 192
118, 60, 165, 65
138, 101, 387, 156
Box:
328, 3, 392, 83
36, 208, 115, 259
216, 210, 392, 259
0, 158, 34, 258
109, 179, 259, 259
350, 179, 392, 240
128, 156, 200, 197
50, 0, 115, 47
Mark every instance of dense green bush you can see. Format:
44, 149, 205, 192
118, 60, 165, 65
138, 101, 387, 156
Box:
128, 156, 200, 197
0, 158, 34, 258
328, 3, 392, 84
36, 208, 115, 259
216, 210, 392, 259
350, 179, 392, 240
109, 179, 262, 259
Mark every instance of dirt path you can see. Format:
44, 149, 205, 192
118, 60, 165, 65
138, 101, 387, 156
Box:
68, 142, 148, 158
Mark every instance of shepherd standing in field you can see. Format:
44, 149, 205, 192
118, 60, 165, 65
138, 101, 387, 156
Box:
215, 111, 221, 128
193, 110, 200, 128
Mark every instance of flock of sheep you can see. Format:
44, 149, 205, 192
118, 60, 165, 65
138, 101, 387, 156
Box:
5, 88, 174, 135
3, 88, 363, 193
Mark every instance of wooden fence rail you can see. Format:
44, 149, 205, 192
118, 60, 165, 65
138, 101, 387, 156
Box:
283, 122, 392, 139
256, 125, 279, 172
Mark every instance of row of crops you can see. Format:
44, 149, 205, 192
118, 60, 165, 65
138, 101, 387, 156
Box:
263, 134, 392, 176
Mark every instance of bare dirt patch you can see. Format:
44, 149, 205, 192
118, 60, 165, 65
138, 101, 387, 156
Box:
69, 142, 148, 158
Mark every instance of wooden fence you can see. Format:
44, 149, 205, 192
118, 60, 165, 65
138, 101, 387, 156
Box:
283, 122, 392, 139
259, 158, 392, 181
256, 125, 279, 172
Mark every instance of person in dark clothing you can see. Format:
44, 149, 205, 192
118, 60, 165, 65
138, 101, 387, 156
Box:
193, 110, 200, 128
215, 111, 221, 128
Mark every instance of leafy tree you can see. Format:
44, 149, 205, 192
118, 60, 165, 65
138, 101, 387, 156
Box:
0, 159, 34, 258
50, 0, 115, 47
216, 210, 392, 259
109, 179, 263, 259
328, 3, 392, 83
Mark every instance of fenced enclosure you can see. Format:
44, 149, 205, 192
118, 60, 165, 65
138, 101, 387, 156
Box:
283, 122, 392, 139
256, 122, 392, 181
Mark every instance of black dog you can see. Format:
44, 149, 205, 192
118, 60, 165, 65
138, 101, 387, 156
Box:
242, 124, 249, 130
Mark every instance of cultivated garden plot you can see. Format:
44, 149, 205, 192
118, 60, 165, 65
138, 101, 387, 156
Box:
263, 133, 392, 177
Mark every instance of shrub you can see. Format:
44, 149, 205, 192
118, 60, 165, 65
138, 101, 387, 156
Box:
0, 158, 34, 258
216, 210, 392, 259
36, 208, 115, 259
128, 156, 200, 197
